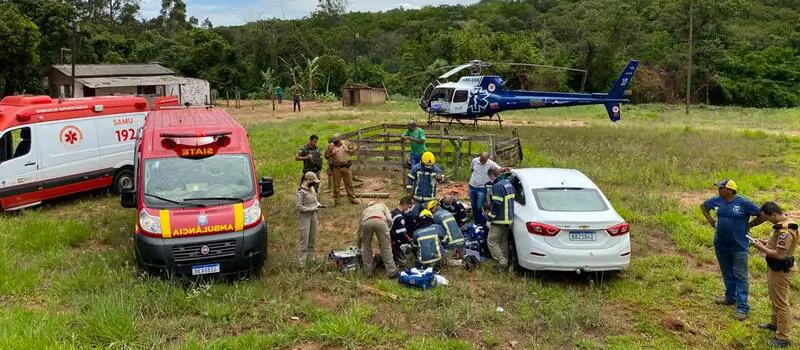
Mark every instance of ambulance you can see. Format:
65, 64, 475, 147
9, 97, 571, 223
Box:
121, 107, 274, 276
0, 95, 151, 210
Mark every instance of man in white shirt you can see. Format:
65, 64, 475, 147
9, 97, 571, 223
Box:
468, 152, 509, 226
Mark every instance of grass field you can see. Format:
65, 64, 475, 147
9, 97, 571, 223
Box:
3, 100, 800, 349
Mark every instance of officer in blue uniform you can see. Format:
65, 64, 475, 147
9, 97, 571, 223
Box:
427, 200, 465, 250
700, 179, 765, 320
390, 196, 415, 265
407, 151, 444, 203
413, 209, 447, 269
486, 168, 515, 269
440, 195, 468, 228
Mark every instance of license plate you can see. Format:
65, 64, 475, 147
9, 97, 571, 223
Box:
569, 231, 596, 241
191, 263, 220, 275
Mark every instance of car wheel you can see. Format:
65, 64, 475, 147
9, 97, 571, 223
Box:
112, 168, 134, 194
507, 233, 521, 274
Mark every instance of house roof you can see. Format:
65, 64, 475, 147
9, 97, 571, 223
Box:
50, 64, 175, 77
77, 75, 191, 89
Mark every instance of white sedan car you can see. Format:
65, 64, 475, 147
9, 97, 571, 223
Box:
503, 168, 631, 272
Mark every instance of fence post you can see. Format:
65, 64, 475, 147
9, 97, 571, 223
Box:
383, 124, 389, 162
454, 138, 462, 179
489, 134, 496, 160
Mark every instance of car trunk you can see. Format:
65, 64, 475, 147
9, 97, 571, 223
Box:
535, 210, 623, 250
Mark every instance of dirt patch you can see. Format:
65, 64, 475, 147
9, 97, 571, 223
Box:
678, 191, 707, 207
288, 343, 345, 350
304, 290, 340, 310
661, 316, 686, 332
439, 182, 470, 202
503, 119, 589, 128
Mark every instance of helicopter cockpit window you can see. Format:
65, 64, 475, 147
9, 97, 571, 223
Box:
430, 89, 448, 102
453, 90, 468, 103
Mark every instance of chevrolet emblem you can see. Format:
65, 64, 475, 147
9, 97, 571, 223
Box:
578, 225, 590, 229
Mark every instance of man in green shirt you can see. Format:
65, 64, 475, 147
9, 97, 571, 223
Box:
402, 120, 426, 167
274, 86, 283, 104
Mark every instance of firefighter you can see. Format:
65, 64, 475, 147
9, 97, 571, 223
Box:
485, 167, 515, 269
357, 201, 397, 278
407, 151, 443, 203
440, 195, 468, 228
295, 172, 320, 265
390, 196, 415, 266
413, 209, 447, 269
750, 201, 797, 348
427, 200, 466, 250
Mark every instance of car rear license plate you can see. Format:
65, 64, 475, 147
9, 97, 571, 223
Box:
191, 263, 220, 275
569, 231, 596, 241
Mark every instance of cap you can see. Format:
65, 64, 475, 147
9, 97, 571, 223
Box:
419, 209, 433, 219
715, 179, 737, 192
303, 172, 321, 184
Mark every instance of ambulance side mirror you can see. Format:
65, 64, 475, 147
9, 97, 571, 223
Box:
120, 188, 137, 208
259, 176, 274, 198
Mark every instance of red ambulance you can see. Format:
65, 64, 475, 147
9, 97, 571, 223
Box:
121, 107, 273, 276
0, 95, 152, 210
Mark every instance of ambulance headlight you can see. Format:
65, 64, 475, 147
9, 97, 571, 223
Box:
243, 201, 262, 226
139, 210, 161, 234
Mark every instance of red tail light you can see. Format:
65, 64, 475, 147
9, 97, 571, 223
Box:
526, 222, 560, 237
606, 222, 630, 236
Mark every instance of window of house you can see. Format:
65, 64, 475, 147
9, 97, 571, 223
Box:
137, 86, 157, 95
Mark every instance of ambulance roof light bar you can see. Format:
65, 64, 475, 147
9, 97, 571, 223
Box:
159, 131, 232, 138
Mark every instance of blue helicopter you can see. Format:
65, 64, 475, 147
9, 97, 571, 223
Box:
418, 60, 639, 127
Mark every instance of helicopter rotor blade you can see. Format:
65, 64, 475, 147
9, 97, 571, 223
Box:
403, 64, 461, 80
494, 62, 588, 74
438, 63, 476, 80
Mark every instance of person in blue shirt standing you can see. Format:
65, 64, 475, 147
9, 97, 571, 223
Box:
701, 179, 766, 320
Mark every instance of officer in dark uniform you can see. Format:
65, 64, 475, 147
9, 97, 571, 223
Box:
390, 196, 415, 266
750, 201, 797, 348
440, 195, 468, 228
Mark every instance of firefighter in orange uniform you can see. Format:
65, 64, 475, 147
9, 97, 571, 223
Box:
750, 201, 797, 348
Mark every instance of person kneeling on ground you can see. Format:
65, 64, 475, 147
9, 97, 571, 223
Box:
440, 195, 468, 228
356, 201, 397, 278
390, 196, 415, 267
413, 209, 447, 270
750, 201, 797, 348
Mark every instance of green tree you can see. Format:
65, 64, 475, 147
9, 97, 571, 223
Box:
0, 4, 42, 95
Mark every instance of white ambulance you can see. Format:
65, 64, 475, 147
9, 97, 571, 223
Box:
0, 95, 150, 210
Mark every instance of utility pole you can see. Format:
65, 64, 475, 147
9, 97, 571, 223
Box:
685, 0, 693, 115
70, 22, 80, 98
353, 31, 359, 82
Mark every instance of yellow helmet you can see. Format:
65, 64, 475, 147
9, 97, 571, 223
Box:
421, 151, 435, 166
425, 200, 438, 211
419, 209, 433, 219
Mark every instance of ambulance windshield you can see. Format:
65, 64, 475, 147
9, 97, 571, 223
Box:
143, 154, 254, 208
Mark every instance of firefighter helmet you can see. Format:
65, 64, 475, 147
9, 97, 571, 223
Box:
421, 151, 436, 166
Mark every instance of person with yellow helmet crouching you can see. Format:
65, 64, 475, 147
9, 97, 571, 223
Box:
407, 151, 444, 203
412, 209, 447, 269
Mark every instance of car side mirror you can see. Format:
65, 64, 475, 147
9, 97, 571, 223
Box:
120, 188, 137, 208
259, 176, 274, 198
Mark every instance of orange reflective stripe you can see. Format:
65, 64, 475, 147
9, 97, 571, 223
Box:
159, 210, 172, 238
234, 203, 244, 231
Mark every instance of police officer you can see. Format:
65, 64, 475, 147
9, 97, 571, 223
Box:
413, 209, 447, 269
485, 167, 515, 269
407, 151, 443, 203
296, 134, 323, 196
440, 195, 468, 228
750, 201, 797, 348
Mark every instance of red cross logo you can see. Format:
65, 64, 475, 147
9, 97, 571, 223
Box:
64, 130, 78, 144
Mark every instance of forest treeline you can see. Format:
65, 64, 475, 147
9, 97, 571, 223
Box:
1, 0, 799, 107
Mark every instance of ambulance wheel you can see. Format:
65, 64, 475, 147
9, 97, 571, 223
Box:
112, 168, 134, 194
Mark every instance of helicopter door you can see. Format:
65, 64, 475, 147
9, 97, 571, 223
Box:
450, 90, 469, 115
428, 88, 452, 114
419, 83, 435, 110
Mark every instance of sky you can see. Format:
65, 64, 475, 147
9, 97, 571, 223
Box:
139, 0, 481, 27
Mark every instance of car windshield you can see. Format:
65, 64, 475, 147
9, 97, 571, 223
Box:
532, 188, 608, 212
143, 154, 254, 208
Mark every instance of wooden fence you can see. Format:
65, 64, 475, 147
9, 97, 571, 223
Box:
338, 124, 523, 180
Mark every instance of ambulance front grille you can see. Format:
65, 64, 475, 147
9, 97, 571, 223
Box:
172, 240, 237, 263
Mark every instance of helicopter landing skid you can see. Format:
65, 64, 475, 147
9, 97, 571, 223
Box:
426, 113, 503, 129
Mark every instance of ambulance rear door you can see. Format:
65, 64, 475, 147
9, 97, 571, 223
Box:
0, 125, 42, 209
